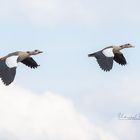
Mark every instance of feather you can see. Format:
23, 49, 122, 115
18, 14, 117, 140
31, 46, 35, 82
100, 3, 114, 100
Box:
21, 57, 39, 68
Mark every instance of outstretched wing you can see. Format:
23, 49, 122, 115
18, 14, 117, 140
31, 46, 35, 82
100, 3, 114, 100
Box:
92, 51, 114, 71
114, 52, 127, 65
0, 60, 16, 85
21, 57, 39, 68
97, 57, 113, 71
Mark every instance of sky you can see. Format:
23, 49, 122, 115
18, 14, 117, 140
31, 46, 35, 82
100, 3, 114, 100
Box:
0, 0, 140, 140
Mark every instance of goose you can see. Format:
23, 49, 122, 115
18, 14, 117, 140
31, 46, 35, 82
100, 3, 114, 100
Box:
88, 43, 134, 71
0, 50, 43, 85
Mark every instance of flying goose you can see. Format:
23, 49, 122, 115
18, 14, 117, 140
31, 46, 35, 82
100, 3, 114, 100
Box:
0, 50, 43, 85
88, 43, 134, 71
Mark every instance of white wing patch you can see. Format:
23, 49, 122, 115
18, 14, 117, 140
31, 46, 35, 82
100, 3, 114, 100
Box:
5, 56, 18, 68
102, 48, 114, 57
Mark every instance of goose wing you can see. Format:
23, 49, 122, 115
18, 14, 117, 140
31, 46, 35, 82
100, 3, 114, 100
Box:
0, 59, 16, 85
21, 57, 39, 68
92, 50, 114, 71
113, 52, 127, 65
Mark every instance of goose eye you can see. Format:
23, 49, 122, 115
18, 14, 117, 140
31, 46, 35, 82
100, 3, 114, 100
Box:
127, 43, 130, 45
35, 50, 38, 52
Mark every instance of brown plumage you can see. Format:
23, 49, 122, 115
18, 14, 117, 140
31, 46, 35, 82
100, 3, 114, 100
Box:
0, 50, 43, 85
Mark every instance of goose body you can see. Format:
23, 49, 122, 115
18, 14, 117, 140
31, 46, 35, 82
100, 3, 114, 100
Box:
0, 50, 43, 85
88, 43, 134, 71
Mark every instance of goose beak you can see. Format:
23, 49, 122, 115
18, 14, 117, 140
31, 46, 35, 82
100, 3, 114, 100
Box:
38, 51, 43, 53
130, 45, 135, 48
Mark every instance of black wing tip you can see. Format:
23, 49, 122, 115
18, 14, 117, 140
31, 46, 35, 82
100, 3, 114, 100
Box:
116, 61, 127, 66
97, 63, 112, 72
100, 67, 112, 72
103, 69, 112, 72
30, 64, 40, 69
4, 82, 11, 86
121, 62, 127, 66
120, 64, 127, 66
0, 78, 12, 86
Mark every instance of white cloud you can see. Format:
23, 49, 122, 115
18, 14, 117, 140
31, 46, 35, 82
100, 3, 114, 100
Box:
0, 83, 118, 140
112, 120, 139, 140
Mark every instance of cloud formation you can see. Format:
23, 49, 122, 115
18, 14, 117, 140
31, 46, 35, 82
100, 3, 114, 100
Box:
0, 83, 118, 140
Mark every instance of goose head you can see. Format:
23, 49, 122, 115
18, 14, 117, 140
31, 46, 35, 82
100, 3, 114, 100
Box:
120, 43, 135, 49
27, 50, 43, 55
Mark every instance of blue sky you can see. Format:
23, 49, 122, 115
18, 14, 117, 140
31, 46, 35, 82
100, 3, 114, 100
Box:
0, 0, 140, 140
